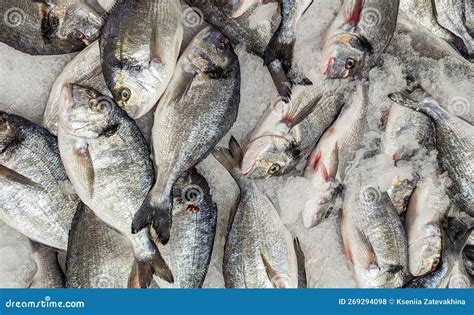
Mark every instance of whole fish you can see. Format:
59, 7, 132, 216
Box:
43, 40, 110, 135
0, 112, 79, 251
29, 241, 65, 288
322, 0, 400, 79
156, 168, 217, 288
57, 84, 173, 286
435, 0, 474, 57
241, 80, 349, 179
213, 137, 298, 288
184, 0, 313, 99
302, 80, 369, 228
389, 91, 474, 217
100, 0, 183, 119
405, 176, 450, 276
342, 173, 408, 288
132, 27, 240, 245
0, 0, 104, 55
66, 204, 135, 288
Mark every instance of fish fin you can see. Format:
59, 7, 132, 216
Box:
150, 249, 174, 284
344, 0, 364, 25
128, 259, 154, 288
327, 142, 339, 179
353, 230, 377, 269
320, 162, 329, 181
263, 30, 295, 71
388, 91, 450, 122
267, 60, 292, 101
132, 196, 171, 245
293, 238, 307, 288
260, 252, 287, 288
70, 143, 94, 197
212, 136, 242, 180
281, 96, 321, 129
0, 165, 44, 191
168, 70, 196, 105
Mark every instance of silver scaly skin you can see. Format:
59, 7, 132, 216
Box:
156, 168, 217, 288
0, 0, 104, 55
28, 241, 65, 288
213, 137, 298, 288
100, 0, 183, 119
58, 84, 173, 286
66, 204, 135, 288
43, 41, 110, 136
389, 91, 474, 217
0, 112, 80, 251
342, 172, 408, 288
132, 27, 240, 245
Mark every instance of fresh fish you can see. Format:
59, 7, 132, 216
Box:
0, 0, 104, 55
43, 41, 110, 135
0, 112, 79, 251
435, 0, 474, 57
302, 80, 369, 228
405, 222, 472, 288
213, 137, 298, 288
132, 27, 240, 245
57, 84, 173, 286
66, 204, 135, 288
29, 241, 65, 288
242, 80, 349, 179
341, 173, 408, 288
405, 176, 450, 276
156, 168, 217, 288
185, 0, 313, 99
322, 0, 400, 79
466, 0, 474, 37
448, 255, 473, 287
389, 91, 474, 217
463, 231, 474, 277
100, 0, 183, 118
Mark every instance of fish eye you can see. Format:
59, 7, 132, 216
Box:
216, 42, 226, 53
268, 163, 282, 175
119, 88, 131, 102
345, 57, 356, 70
72, 30, 85, 40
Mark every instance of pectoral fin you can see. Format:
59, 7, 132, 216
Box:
281, 96, 321, 129
71, 143, 94, 197
261, 252, 290, 288
0, 165, 44, 191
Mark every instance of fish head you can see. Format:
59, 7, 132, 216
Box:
0, 111, 15, 152
302, 183, 342, 228
187, 27, 237, 78
241, 135, 300, 179
322, 33, 369, 79
51, 2, 105, 47
356, 263, 405, 288
408, 223, 442, 276
59, 83, 116, 138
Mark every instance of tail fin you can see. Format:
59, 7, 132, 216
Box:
212, 136, 243, 181
293, 238, 307, 288
388, 91, 446, 123
128, 259, 154, 288
132, 195, 172, 245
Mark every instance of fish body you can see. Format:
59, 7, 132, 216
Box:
66, 204, 134, 288
57, 84, 173, 285
213, 138, 298, 288
0, 112, 79, 251
132, 27, 240, 245
302, 80, 369, 228
0, 0, 104, 55
342, 173, 408, 288
100, 0, 183, 118
156, 169, 217, 288
43, 40, 110, 135
389, 92, 474, 217
242, 80, 349, 179
322, 0, 400, 79
29, 241, 65, 288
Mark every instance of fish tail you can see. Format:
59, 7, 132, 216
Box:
388, 92, 446, 122
128, 259, 154, 288
212, 136, 243, 181
132, 193, 172, 245
293, 238, 307, 288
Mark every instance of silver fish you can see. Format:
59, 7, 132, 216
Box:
0, 0, 104, 55
43, 41, 110, 135
213, 137, 298, 288
57, 84, 173, 286
100, 0, 183, 118
66, 204, 135, 288
242, 80, 349, 179
322, 0, 400, 79
0, 112, 79, 251
405, 176, 450, 276
302, 80, 369, 228
342, 173, 408, 288
435, 0, 474, 57
466, 0, 474, 37
156, 168, 217, 288
132, 27, 240, 245
29, 241, 65, 288
389, 91, 474, 217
